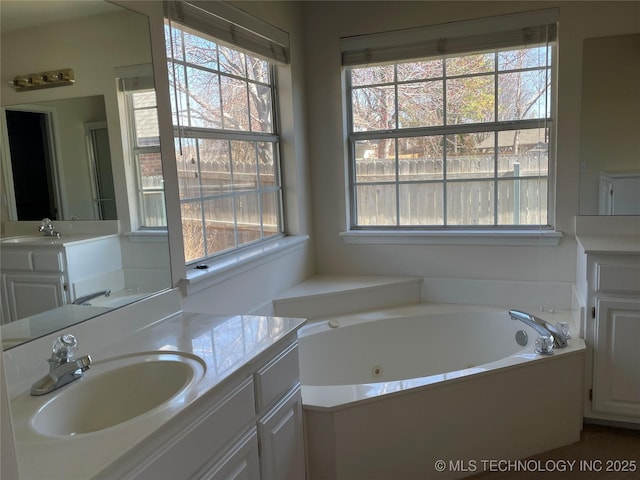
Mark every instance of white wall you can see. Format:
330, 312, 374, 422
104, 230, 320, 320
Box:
303, 1, 639, 283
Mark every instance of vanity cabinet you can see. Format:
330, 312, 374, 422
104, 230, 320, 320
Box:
579, 245, 640, 424
1, 248, 67, 324
0, 235, 122, 324
101, 338, 305, 480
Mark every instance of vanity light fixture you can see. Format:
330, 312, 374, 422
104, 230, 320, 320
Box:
9, 68, 75, 91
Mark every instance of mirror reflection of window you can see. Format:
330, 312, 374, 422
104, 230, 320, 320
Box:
120, 75, 167, 228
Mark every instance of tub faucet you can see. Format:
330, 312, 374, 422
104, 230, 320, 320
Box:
73, 289, 111, 305
31, 334, 92, 396
509, 309, 568, 353
38, 218, 60, 237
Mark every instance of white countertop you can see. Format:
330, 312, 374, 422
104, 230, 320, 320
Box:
10, 312, 305, 480
576, 234, 640, 255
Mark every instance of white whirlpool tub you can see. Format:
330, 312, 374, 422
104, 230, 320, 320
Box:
299, 303, 586, 480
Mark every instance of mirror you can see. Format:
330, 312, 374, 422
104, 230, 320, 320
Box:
2, 95, 115, 221
579, 33, 640, 215
0, 1, 171, 349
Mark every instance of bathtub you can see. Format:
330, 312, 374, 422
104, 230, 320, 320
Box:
299, 303, 586, 480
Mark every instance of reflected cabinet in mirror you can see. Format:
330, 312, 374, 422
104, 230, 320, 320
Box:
0, 1, 171, 349
579, 33, 640, 215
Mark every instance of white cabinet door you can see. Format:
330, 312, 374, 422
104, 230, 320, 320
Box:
258, 387, 305, 480
196, 430, 260, 480
3, 273, 66, 322
593, 297, 640, 417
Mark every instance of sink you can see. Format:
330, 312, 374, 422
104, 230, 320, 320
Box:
30, 352, 205, 437
1, 235, 53, 244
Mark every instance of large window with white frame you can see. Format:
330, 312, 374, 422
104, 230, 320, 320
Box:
344, 11, 557, 229
164, 18, 284, 264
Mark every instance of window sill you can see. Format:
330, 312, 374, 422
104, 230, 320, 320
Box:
123, 230, 169, 242
179, 235, 309, 296
339, 229, 562, 246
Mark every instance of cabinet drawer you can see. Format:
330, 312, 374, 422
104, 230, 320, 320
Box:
597, 263, 640, 293
1, 251, 33, 271
32, 251, 64, 272
135, 378, 256, 480
255, 342, 299, 413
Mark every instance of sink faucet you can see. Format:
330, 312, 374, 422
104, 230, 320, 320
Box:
509, 309, 568, 354
31, 334, 91, 396
73, 289, 111, 305
38, 218, 60, 237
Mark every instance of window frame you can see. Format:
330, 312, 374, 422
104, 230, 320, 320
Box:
123, 87, 167, 230
165, 20, 285, 265
344, 24, 557, 233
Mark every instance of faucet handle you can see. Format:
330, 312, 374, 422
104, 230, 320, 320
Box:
50, 334, 78, 363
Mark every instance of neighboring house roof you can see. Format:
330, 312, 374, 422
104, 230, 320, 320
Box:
477, 127, 547, 150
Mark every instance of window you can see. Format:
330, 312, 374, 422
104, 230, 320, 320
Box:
123, 86, 167, 228
164, 20, 284, 264
344, 11, 557, 229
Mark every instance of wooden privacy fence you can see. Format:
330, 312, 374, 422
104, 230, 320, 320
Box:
354, 154, 548, 226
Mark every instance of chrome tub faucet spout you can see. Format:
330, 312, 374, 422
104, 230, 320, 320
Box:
508, 309, 568, 355
31, 334, 92, 396
73, 289, 111, 305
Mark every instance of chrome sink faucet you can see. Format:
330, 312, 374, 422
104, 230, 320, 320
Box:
509, 309, 568, 355
31, 334, 92, 396
38, 218, 60, 237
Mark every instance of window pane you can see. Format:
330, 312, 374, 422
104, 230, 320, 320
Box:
175, 138, 200, 199
219, 46, 246, 77
351, 65, 394, 86
184, 30, 218, 70
446, 180, 494, 225
182, 201, 204, 262
165, 23, 183, 60
168, 62, 189, 126
352, 86, 396, 131
498, 47, 550, 71
132, 90, 157, 109
446, 53, 494, 76
230, 141, 258, 191
221, 76, 250, 130
446, 133, 494, 179
398, 136, 443, 181
236, 192, 261, 245
134, 108, 159, 147
247, 56, 270, 84
356, 184, 397, 226
198, 139, 231, 196
354, 139, 395, 183
261, 191, 280, 235
497, 177, 547, 225
257, 142, 277, 187
397, 60, 442, 81
397, 80, 443, 128
446, 75, 494, 124
204, 196, 235, 254
497, 128, 548, 177
399, 183, 443, 225
249, 83, 273, 133
498, 70, 550, 121
186, 67, 221, 128
138, 152, 166, 227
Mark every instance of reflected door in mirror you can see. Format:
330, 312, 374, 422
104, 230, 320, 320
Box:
5, 109, 59, 220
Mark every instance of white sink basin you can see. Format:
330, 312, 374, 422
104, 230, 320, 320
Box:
1, 235, 53, 244
31, 352, 205, 437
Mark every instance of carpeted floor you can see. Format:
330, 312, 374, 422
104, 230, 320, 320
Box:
467, 423, 640, 479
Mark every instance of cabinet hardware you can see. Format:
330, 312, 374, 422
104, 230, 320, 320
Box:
591, 306, 596, 319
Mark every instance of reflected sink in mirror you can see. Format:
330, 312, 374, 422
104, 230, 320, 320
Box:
30, 352, 205, 437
